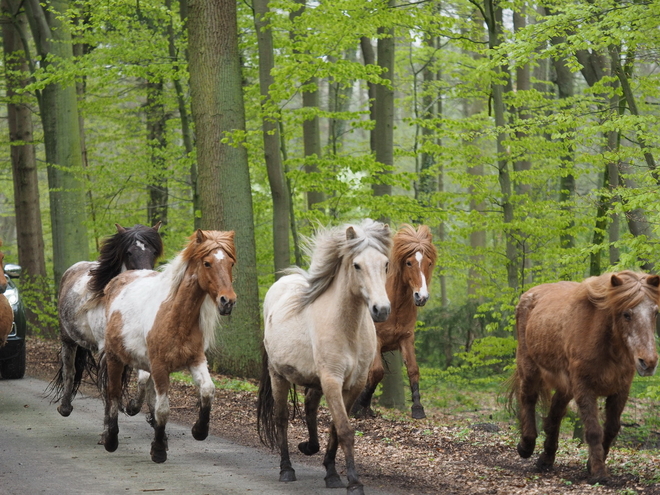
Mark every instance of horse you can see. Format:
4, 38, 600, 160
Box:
100, 229, 236, 463
0, 243, 13, 347
511, 270, 660, 483
351, 224, 437, 419
50, 223, 163, 417
257, 219, 391, 495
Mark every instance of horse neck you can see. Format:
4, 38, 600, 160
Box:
166, 265, 207, 321
325, 266, 370, 328
387, 270, 417, 323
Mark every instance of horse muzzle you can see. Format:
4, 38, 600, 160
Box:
413, 292, 428, 307
370, 304, 391, 323
636, 356, 658, 377
0, 283, 6, 295
218, 296, 236, 316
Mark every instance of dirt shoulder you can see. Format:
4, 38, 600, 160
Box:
26, 338, 660, 494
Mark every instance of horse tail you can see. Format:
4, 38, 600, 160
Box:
256, 347, 277, 449
97, 351, 132, 410
46, 346, 97, 403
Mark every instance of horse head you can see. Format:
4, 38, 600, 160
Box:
192, 229, 237, 316
346, 222, 391, 322
392, 225, 437, 307
610, 272, 660, 377
115, 222, 163, 271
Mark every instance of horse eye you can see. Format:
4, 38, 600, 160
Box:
204, 261, 211, 268
354, 263, 361, 270
406, 261, 412, 267
385, 262, 390, 273
623, 311, 632, 321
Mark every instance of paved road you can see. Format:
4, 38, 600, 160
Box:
0, 377, 398, 495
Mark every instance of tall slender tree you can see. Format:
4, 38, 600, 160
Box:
187, 0, 261, 377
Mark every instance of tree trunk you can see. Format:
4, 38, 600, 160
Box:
253, 0, 291, 276
187, 0, 261, 377
146, 78, 169, 229
25, 0, 89, 288
2, 0, 49, 334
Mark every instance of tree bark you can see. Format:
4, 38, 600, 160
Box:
2, 0, 48, 333
253, 0, 291, 277
24, 0, 89, 288
187, 0, 261, 377
146, 78, 169, 229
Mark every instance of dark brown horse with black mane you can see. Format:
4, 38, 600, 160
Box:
352, 224, 437, 419
49, 223, 163, 417
511, 271, 659, 483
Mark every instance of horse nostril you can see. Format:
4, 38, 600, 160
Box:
638, 358, 648, 370
220, 296, 227, 305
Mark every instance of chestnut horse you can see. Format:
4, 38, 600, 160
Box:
0, 243, 13, 347
257, 219, 391, 495
100, 229, 236, 463
511, 271, 659, 483
50, 223, 163, 417
352, 224, 437, 419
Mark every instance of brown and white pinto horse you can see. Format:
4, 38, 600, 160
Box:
352, 224, 437, 419
100, 229, 236, 463
0, 243, 13, 347
511, 271, 659, 483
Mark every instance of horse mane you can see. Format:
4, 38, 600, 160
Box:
389, 224, 437, 281
88, 225, 163, 298
583, 270, 660, 314
287, 219, 392, 310
161, 230, 236, 351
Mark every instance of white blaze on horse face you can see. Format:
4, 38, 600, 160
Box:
626, 298, 659, 377
415, 251, 429, 299
136, 240, 146, 251
214, 249, 225, 261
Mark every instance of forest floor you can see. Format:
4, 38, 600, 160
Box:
26, 337, 660, 495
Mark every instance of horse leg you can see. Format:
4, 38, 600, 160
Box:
322, 378, 364, 494
516, 366, 541, 459
126, 369, 150, 416
575, 391, 607, 483
101, 354, 123, 452
351, 352, 384, 419
190, 361, 215, 441
57, 341, 77, 417
150, 365, 170, 463
298, 388, 323, 456
602, 392, 628, 461
400, 336, 425, 419
537, 390, 571, 471
271, 373, 296, 482
144, 374, 157, 428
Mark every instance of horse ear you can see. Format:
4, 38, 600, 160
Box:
647, 275, 660, 287
195, 229, 206, 243
227, 230, 236, 241
346, 226, 357, 240
611, 274, 623, 287
115, 224, 126, 234
152, 221, 162, 232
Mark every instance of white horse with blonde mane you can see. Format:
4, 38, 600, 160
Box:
257, 219, 392, 495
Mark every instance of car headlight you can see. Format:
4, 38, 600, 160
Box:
4, 288, 18, 306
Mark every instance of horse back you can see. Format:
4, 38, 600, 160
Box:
58, 261, 99, 344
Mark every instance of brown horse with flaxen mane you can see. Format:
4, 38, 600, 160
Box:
511, 270, 659, 483
352, 224, 437, 419
0, 242, 13, 347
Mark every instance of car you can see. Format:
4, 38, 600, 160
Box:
0, 263, 27, 379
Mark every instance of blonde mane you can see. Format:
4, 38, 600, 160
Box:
286, 219, 392, 311
389, 224, 437, 281
583, 270, 660, 314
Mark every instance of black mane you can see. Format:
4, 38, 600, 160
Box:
88, 224, 163, 299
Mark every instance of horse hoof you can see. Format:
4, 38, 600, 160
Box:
587, 474, 608, 485
411, 405, 426, 419
536, 453, 555, 471
151, 449, 167, 463
192, 422, 209, 441
103, 434, 118, 453
298, 440, 320, 456
324, 474, 345, 488
517, 440, 535, 459
57, 404, 72, 417
279, 468, 296, 482
347, 482, 365, 494
125, 400, 140, 416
